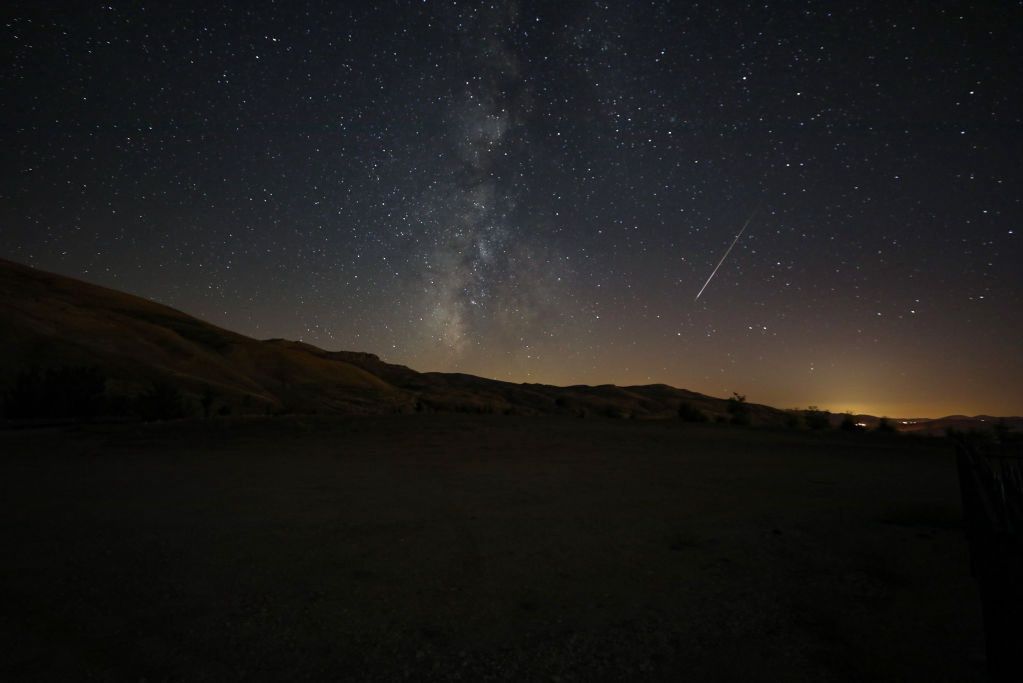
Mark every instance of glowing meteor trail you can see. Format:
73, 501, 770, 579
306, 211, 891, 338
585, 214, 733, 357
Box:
694, 209, 757, 301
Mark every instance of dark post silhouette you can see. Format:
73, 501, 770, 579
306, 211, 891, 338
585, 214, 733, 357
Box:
954, 435, 1023, 681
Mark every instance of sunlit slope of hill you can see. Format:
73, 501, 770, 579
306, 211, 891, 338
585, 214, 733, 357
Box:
0, 258, 789, 422
0, 259, 405, 414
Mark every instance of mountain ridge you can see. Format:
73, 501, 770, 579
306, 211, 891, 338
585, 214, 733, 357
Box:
0, 258, 773, 423
1, 257, 1017, 432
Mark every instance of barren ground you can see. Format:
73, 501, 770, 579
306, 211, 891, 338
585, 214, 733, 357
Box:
0, 416, 984, 681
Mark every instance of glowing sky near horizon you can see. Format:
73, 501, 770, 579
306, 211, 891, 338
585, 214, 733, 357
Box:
2, 1, 1021, 417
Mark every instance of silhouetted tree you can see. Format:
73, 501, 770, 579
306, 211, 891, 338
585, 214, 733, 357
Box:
4, 367, 42, 418
678, 402, 708, 423
840, 413, 863, 432
4, 366, 107, 419
727, 392, 750, 426
136, 379, 187, 421
805, 406, 831, 430
992, 418, 1010, 443
875, 417, 896, 433
200, 384, 216, 419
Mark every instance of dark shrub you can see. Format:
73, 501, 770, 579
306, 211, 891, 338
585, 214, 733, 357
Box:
805, 406, 831, 430
4, 366, 107, 419
840, 413, 863, 432
992, 418, 1011, 443
727, 392, 750, 426
136, 380, 187, 421
200, 384, 216, 419
678, 402, 708, 423
875, 417, 896, 433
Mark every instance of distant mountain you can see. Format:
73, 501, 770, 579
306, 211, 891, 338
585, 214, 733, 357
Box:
892, 415, 1023, 436
821, 411, 1022, 435
0, 258, 786, 424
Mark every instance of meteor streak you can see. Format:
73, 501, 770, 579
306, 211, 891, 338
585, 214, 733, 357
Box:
694, 209, 758, 301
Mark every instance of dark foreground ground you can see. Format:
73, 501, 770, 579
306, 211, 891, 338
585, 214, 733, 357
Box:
1, 416, 984, 681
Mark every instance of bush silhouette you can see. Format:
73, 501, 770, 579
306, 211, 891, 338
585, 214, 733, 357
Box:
4, 366, 107, 419
136, 380, 188, 421
805, 406, 831, 430
200, 384, 216, 419
840, 413, 863, 432
678, 402, 708, 423
875, 417, 896, 433
726, 392, 750, 426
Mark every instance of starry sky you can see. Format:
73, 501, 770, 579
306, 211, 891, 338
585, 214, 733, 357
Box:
3, 1, 1021, 418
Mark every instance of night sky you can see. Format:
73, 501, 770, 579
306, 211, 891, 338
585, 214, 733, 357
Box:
3, 1, 1021, 417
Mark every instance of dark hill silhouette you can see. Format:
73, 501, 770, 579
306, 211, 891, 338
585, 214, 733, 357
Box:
820, 412, 1023, 436
5, 258, 1016, 430
895, 414, 1023, 435
0, 258, 784, 423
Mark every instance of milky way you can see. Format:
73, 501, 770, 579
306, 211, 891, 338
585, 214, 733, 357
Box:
2, 1, 1021, 416
419, 3, 556, 357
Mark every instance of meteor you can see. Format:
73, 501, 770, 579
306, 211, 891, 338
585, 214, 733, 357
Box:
694, 208, 758, 301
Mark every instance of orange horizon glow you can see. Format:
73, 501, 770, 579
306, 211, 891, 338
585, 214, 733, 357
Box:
398, 358, 1019, 420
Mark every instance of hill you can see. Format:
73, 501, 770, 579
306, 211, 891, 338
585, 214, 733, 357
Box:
0, 259, 782, 424
818, 411, 1023, 436
893, 414, 1023, 436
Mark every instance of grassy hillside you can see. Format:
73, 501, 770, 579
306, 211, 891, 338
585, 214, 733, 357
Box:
0, 259, 405, 416
0, 258, 792, 424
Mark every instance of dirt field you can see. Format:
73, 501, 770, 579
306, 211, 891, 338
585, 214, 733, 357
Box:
0, 416, 985, 681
